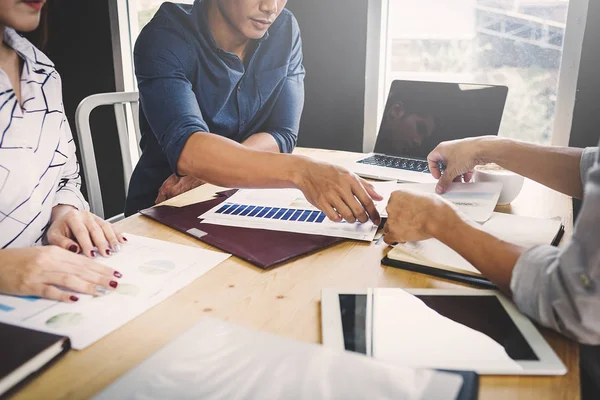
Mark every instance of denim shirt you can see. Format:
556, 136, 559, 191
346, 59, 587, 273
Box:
511, 143, 600, 345
125, 0, 304, 215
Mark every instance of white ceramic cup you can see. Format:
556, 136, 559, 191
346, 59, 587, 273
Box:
472, 164, 524, 205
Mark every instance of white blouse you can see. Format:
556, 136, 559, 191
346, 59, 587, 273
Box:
0, 28, 87, 249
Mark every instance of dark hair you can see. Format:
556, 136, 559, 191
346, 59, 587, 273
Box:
20, 4, 49, 50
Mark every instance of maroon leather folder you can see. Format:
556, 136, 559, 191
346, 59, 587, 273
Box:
139, 190, 344, 269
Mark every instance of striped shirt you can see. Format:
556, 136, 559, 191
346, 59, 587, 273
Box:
0, 28, 87, 249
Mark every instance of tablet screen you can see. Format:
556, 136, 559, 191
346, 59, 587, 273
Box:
338, 294, 538, 361
339, 294, 368, 354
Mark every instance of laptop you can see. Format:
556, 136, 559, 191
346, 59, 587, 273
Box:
351, 80, 508, 182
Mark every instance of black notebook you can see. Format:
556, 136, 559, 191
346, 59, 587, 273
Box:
0, 322, 70, 397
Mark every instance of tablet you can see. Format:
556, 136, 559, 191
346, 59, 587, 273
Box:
321, 288, 566, 375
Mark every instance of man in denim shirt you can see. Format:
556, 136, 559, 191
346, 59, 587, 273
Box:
126, 0, 382, 224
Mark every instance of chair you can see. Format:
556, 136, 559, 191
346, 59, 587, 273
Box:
75, 92, 141, 222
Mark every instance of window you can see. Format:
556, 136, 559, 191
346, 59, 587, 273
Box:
135, 0, 195, 36
366, 0, 585, 150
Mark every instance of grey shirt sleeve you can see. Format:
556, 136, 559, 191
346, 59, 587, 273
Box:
510, 145, 600, 345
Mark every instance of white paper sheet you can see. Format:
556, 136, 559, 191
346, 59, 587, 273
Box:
94, 317, 462, 400
199, 188, 379, 241
393, 239, 481, 274
389, 212, 563, 276
373, 181, 502, 222
479, 212, 562, 248
200, 217, 378, 241
0, 234, 230, 349
372, 288, 523, 373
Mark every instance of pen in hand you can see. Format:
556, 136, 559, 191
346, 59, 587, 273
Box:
437, 161, 446, 175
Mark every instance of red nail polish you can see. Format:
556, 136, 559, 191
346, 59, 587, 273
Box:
90, 250, 97, 258
122, 236, 128, 242
106, 249, 112, 256
109, 281, 118, 288
68, 244, 78, 253
114, 271, 122, 278
70, 295, 79, 302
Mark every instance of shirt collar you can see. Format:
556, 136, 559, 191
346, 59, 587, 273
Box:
3, 27, 54, 68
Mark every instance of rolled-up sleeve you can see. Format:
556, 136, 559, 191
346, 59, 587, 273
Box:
134, 19, 209, 173
510, 146, 600, 345
262, 17, 305, 153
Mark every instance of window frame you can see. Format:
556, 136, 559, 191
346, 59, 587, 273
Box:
363, 0, 590, 152
109, 0, 140, 92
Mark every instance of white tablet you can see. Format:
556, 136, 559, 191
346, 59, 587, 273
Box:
321, 288, 567, 376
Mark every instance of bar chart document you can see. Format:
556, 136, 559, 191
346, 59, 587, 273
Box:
199, 189, 379, 241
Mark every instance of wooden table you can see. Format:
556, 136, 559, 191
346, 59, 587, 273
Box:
12, 148, 580, 399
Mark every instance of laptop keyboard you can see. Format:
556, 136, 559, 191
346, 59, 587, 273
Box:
357, 154, 430, 173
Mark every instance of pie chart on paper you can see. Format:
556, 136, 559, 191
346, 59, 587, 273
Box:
138, 260, 176, 275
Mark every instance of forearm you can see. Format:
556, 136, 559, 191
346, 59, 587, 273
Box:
479, 137, 584, 198
242, 132, 281, 153
177, 132, 305, 188
434, 212, 526, 293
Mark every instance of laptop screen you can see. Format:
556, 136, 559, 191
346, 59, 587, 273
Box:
373, 80, 508, 159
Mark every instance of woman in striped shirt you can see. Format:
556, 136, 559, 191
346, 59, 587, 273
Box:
0, 0, 123, 302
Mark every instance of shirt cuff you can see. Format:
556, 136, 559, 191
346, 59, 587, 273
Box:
265, 131, 285, 153
580, 147, 598, 186
165, 128, 201, 177
265, 130, 298, 154
53, 187, 90, 212
510, 244, 560, 323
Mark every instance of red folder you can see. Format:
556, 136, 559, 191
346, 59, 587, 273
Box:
139, 190, 344, 269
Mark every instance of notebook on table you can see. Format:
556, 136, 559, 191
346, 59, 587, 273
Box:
382, 212, 565, 288
0, 322, 70, 397
140, 190, 345, 269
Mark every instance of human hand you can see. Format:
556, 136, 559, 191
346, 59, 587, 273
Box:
0, 246, 122, 302
293, 158, 383, 224
383, 189, 458, 244
427, 136, 497, 194
46, 205, 126, 258
155, 174, 206, 204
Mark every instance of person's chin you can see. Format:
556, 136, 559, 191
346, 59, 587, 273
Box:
244, 28, 268, 40
244, 20, 272, 38
11, 19, 41, 32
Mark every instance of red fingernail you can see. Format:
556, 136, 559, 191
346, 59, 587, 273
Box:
70, 295, 79, 302
114, 271, 122, 278
68, 244, 79, 253
122, 236, 128, 242
109, 281, 118, 288
90, 250, 97, 258
106, 249, 112, 256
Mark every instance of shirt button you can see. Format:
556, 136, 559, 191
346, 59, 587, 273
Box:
237, 86, 242, 92
579, 273, 594, 290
